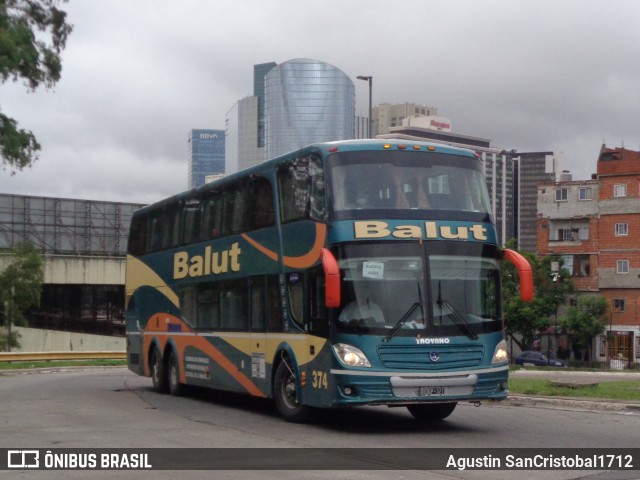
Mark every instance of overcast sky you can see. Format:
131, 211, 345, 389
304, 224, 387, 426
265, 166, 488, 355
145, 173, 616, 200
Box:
2, 0, 639, 205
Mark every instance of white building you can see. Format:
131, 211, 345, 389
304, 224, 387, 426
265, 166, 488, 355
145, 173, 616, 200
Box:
372, 102, 439, 136
225, 97, 263, 175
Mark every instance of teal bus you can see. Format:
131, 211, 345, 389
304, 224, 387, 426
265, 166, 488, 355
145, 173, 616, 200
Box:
125, 139, 533, 423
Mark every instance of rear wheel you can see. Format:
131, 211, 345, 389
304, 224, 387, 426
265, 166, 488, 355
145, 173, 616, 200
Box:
150, 347, 168, 394
407, 402, 457, 422
273, 359, 313, 423
167, 350, 183, 396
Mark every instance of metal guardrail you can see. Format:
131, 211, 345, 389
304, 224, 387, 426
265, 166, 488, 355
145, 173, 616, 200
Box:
0, 351, 126, 362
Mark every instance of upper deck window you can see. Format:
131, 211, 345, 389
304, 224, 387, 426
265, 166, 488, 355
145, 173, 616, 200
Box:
277, 155, 325, 223
128, 175, 275, 256
328, 151, 491, 215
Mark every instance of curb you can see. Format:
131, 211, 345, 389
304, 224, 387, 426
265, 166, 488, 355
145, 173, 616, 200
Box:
505, 394, 640, 413
0, 365, 126, 376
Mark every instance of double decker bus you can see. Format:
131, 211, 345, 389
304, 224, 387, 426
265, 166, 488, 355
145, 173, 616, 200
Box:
125, 139, 533, 423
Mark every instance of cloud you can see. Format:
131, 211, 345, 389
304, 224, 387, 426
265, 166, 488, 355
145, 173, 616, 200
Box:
2, 0, 639, 204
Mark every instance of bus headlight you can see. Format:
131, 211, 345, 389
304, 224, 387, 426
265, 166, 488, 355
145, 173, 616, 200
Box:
491, 340, 509, 364
333, 343, 371, 367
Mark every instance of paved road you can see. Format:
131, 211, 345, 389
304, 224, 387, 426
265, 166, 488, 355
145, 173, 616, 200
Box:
1, 367, 639, 480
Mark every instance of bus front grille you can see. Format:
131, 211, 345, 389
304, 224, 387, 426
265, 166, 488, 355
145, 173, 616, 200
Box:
377, 344, 484, 370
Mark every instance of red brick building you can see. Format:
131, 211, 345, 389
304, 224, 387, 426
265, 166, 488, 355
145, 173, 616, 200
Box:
537, 146, 640, 366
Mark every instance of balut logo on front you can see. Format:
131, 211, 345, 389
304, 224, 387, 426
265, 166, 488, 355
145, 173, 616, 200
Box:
429, 352, 440, 362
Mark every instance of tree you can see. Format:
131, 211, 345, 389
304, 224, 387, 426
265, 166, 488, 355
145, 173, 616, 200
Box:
0, 0, 73, 173
0, 241, 44, 350
559, 295, 608, 364
501, 239, 574, 351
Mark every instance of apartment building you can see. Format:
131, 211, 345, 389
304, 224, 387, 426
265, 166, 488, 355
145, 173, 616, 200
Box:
537, 146, 640, 366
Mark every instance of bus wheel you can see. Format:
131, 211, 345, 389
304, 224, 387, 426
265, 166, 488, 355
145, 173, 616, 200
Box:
273, 360, 312, 423
150, 347, 168, 394
167, 350, 183, 396
407, 402, 457, 422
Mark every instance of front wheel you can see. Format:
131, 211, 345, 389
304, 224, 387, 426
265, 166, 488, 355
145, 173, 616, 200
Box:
407, 402, 457, 422
273, 359, 313, 423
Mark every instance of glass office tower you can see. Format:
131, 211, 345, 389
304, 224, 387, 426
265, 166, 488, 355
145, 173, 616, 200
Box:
254, 62, 277, 148
264, 59, 355, 159
188, 129, 225, 189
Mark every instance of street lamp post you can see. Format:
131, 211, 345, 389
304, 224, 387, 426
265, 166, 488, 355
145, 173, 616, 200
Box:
357, 75, 372, 138
550, 260, 560, 360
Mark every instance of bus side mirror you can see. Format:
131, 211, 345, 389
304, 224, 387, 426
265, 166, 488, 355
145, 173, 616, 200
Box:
503, 249, 534, 302
321, 248, 341, 308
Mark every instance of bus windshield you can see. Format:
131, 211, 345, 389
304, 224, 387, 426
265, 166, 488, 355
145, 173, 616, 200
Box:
334, 242, 502, 337
328, 150, 491, 214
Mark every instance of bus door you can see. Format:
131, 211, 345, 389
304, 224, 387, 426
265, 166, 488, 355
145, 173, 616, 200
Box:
307, 266, 329, 342
305, 267, 332, 403
283, 270, 331, 402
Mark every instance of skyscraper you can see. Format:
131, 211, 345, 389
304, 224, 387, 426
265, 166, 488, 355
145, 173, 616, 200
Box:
188, 129, 225, 189
225, 63, 277, 175
263, 58, 355, 159
254, 62, 277, 148
514, 151, 556, 252
225, 97, 263, 174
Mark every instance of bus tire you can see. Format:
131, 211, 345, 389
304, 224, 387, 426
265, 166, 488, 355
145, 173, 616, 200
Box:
407, 402, 457, 422
167, 349, 183, 396
273, 359, 313, 423
150, 346, 168, 394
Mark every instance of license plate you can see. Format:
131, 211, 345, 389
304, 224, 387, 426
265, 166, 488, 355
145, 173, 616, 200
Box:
417, 386, 446, 397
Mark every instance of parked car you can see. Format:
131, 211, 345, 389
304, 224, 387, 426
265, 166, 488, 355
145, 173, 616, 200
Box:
514, 351, 568, 368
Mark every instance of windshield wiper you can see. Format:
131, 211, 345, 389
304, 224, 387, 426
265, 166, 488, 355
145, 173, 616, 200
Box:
383, 302, 421, 342
437, 301, 479, 340
436, 282, 478, 340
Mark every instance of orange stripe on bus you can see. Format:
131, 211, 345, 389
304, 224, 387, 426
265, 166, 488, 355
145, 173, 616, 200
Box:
240, 234, 279, 262
144, 316, 265, 398
241, 222, 326, 269
174, 336, 265, 398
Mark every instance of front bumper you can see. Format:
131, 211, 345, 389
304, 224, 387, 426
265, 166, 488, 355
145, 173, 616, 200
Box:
328, 365, 509, 406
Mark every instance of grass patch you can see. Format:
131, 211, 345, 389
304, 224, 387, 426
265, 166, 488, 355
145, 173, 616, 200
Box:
509, 377, 640, 402
0, 359, 127, 370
